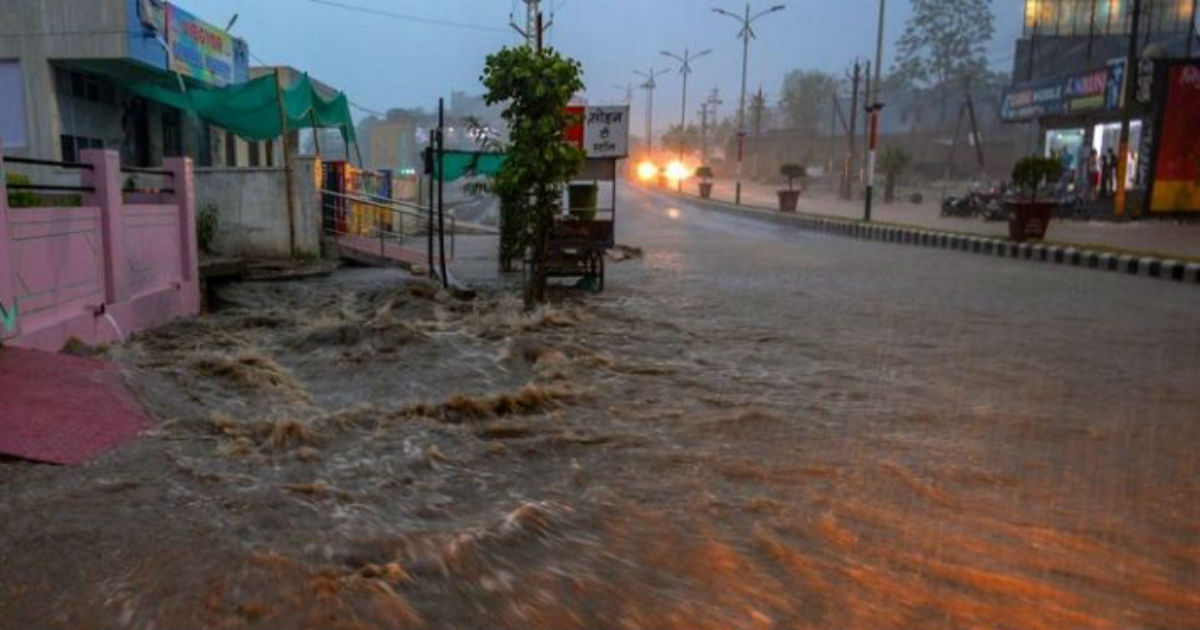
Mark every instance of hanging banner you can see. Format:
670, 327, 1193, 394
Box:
1148, 64, 1200, 213
1001, 59, 1127, 122
166, 3, 235, 86
584, 106, 630, 158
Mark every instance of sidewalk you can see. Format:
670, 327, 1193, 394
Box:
689, 179, 1200, 261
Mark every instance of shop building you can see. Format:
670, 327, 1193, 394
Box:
0, 0, 280, 168
1003, 0, 1199, 214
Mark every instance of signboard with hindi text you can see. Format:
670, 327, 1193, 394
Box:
583, 106, 630, 158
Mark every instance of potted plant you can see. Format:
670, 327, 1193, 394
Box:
778, 163, 805, 211
695, 166, 714, 199
567, 182, 598, 221
1005, 156, 1064, 241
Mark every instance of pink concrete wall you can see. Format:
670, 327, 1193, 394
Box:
1, 144, 200, 352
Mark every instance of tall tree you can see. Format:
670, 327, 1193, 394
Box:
893, 0, 994, 91
779, 70, 838, 135
481, 45, 585, 304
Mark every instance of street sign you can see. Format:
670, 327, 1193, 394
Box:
583, 106, 629, 158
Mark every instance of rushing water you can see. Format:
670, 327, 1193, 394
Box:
2, 186, 1199, 628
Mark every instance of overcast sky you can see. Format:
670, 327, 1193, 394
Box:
177, 0, 1024, 129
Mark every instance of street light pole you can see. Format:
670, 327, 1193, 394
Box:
863, 0, 885, 222
714, 2, 785, 206
662, 47, 714, 190
634, 67, 670, 158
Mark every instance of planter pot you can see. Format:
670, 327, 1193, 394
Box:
1005, 200, 1056, 241
698, 182, 713, 199
778, 189, 801, 212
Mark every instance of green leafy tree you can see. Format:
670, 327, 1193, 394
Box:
779, 70, 838, 135
481, 45, 585, 305
894, 0, 994, 119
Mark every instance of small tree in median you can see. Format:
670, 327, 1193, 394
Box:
481, 45, 586, 306
879, 145, 912, 204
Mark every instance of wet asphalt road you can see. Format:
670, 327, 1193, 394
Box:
1, 180, 1198, 629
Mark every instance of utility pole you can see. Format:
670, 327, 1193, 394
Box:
964, 76, 985, 179
863, 0, 886, 222
844, 59, 861, 200
634, 67, 670, 157
862, 60, 871, 187
1115, 0, 1143, 218
713, 2, 786, 206
698, 89, 722, 167
510, 0, 551, 47
662, 47, 714, 190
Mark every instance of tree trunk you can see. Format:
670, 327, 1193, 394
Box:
885, 172, 897, 204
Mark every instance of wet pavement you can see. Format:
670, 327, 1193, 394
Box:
2, 182, 1199, 628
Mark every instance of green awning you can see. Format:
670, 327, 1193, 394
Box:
435, 150, 506, 181
119, 72, 355, 142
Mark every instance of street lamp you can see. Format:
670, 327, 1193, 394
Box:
713, 2, 785, 205
634, 67, 671, 158
661, 47, 713, 190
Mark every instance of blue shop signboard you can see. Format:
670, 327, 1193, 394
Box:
1002, 59, 1126, 122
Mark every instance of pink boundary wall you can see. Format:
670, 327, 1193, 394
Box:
1, 144, 200, 352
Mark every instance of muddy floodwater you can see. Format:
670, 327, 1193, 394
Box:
3, 186, 1200, 629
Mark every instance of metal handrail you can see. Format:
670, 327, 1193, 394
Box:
321, 188, 455, 259
6, 184, 94, 193
2, 156, 93, 170
120, 166, 174, 177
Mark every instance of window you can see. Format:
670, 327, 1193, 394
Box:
60, 135, 103, 163
224, 132, 237, 167
162, 108, 182, 158
0, 61, 28, 148
248, 140, 261, 167
266, 139, 275, 166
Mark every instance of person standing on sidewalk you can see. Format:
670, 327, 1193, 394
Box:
1086, 148, 1101, 201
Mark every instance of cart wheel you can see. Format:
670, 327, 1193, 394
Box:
596, 253, 605, 292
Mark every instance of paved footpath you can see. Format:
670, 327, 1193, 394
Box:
687, 178, 1200, 261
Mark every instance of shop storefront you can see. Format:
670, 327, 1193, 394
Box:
998, 57, 1195, 212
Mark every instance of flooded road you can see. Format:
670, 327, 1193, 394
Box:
3, 183, 1200, 628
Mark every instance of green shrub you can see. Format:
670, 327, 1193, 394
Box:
779, 163, 806, 191
1012, 156, 1064, 202
5, 172, 37, 208
197, 202, 219, 253
694, 165, 714, 181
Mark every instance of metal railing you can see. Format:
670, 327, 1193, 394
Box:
3, 155, 96, 196
320, 189, 456, 260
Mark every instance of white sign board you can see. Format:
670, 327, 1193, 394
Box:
584, 106, 629, 158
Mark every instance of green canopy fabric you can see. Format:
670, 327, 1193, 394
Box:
435, 150, 506, 182
120, 73, 355, 142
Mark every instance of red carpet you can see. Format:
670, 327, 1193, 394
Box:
0, 348, 150, 464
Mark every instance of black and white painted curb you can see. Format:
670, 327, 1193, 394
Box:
665, 192, 1200, 286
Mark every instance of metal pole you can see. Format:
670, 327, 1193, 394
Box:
648, 78, 654, 156
426, 146, 434, 276
736, 3, 750, 206
863, 0, 885, 223
678, 50, 688, 191
275, 68, 297, 256
1115, 0, 1143, 218
437, 98, 448, 288
310, 112, 322, 157
845, 60, 860, 200
1188, 0, 1197, 58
